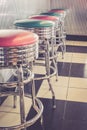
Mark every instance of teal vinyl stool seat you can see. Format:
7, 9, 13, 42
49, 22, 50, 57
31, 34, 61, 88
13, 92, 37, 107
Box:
0, 29, 43, 130
40, 12, 62, 18
14, 19, 57, 108
14, 19, 54, 28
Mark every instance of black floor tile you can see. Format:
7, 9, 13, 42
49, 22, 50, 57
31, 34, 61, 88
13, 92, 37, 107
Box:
24, 74, 43, 94
41, 98, 65, 130
41, 98, 66, 120
70, 63, 87, 78
58, 62, 71, 76
64, 101, 87, 121
26, 119, 43, 130
26, 99, 66, 130
62, 120, 87, 130
26, 99, 87, 130
43, 119, 63, 130
66, 45, 87, 53
57, 62, 87, 78
66, 35, 87, 41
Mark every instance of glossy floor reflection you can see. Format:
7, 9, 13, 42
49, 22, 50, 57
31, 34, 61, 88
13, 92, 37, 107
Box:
0, 40, 87, 130
27, 40, 87, 130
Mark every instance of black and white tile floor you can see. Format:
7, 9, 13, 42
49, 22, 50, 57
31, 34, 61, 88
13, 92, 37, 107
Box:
0, 40, 87, 130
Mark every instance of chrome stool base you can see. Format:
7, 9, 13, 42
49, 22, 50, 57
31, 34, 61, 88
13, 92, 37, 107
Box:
0, 66, 43, 130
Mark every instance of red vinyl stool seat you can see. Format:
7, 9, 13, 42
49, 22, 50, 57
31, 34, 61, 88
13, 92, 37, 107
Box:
0, 29, 38, 47
30, 15, 59, 21
0, 29, 38, 66
0, 29, 43, 130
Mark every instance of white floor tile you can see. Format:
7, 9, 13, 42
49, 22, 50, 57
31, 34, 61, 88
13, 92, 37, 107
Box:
69, 77, 87, 89
72, 53, 87, 63
58, 52, 73, 63
67, 88, 87, 103
66, 41, 87, 46
0, 96, 32, 127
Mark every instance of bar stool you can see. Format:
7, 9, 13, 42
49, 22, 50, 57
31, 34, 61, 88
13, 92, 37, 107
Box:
0, 29, 43, 130
48, 8, 68, 52
29, 15, 60, 49
29, 15, 61, 78
40, 12, 66, 58
48, 9, 67, 18
48, 9, 67, 39
14, 19, 57, 108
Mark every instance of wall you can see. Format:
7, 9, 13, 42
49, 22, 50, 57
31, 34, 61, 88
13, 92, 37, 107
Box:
1, 0, 86, 35
50, 0, 87, 36
0, 0, 50, 29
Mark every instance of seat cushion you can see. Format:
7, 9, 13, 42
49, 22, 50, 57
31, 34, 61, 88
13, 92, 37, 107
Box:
40, 12, 62, 17
0, 29, 38, 47
30, 15, 59, 21
14, 19, 54, 28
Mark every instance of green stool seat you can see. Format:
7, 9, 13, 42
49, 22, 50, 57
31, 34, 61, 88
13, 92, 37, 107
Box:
40, 12, 62, 17
14, 19, 54, 28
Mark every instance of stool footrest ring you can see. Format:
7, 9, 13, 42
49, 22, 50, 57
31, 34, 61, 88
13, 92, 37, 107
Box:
0, 92, 43, 130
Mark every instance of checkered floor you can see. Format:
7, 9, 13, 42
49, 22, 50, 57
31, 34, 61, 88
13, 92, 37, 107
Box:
0, 40, 87, 130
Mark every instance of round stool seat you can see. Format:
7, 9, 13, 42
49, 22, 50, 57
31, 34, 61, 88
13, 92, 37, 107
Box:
41, 12, 62, 17
0, 29, 38, 47
0, 29, 39, 66
30, 15, 59, 21
30, 15, 60, 32
49, 10, 65, 15
14, 19, 55, 28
